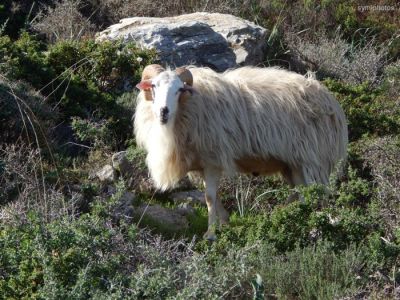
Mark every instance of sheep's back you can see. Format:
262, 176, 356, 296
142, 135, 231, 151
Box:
179, 67, 347, 174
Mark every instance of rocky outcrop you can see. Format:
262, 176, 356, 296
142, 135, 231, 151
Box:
97, 12, 268, 71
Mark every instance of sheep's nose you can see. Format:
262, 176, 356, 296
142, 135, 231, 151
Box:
160, 107, 169, 124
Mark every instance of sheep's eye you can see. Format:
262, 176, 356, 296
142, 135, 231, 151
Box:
176, 87, 185, 95
150, 84, 156, 100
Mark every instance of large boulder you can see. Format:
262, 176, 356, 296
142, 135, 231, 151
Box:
96, 12, 268, 71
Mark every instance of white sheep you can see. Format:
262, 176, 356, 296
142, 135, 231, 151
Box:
134, 64, 348, 240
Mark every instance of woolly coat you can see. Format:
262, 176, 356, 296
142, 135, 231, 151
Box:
134, 66, 348, 190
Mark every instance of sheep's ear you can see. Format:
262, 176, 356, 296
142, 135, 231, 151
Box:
136, 80, 154, 101
136, 80, 152, 90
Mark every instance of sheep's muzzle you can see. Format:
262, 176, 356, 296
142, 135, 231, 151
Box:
160, 107, 169, 124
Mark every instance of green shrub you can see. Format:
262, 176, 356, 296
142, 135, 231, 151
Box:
71, 117, 115, 149
267, 202, 314, 251
1, 32, 156, 150
336, 167, 371, 207
381, 60, 400, 98
365, 231, 400, 273
46, 39, 156, 92
255, 241, 366, 300
0, 32, 53, 87
325, 79, 400, 141
0, 76, 56, 144
0, 211, 134, 299
1, 184, 398, 299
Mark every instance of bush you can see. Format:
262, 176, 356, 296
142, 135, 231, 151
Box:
286, 30, 388, 84
0, 213, 132, 299
0, 76, 56, 144
1, 32, 156, 150
71, 117, 115, 149
0, 32, 53, 87
381, 60, 400, 98
0, 207, 375, 299
33, 0, 96, 43
0, 143, 80, 221
362, 136, 400, 236
257, 241, 366, 299
324, 79, 400, 141
87, 0, 269, 25
0, 204, 252, 299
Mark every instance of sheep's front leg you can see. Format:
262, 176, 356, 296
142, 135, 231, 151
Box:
203, 168, 221, 241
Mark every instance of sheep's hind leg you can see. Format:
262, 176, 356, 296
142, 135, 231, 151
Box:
203, 167, 221, 241
283, 167, 308, 202
216, 200, 229, 227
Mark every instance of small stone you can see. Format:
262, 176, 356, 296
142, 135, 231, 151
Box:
105, 185, 117, 196
113, 191, 136, 220
171, 190, 205, 205
136, 204, 188, 229
177, 203, 195, 216
96, 165, 116, 183
120, 191, 135, 204
112, 151, 132, 175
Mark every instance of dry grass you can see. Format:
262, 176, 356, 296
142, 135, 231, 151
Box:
363, 136, 400, 238
0, 75, 73, 223
87, 0, 267, 24
285, 30, 389, 84
382, 59, 400, 99
33, 0, 96, 42
0, 143, 77, 224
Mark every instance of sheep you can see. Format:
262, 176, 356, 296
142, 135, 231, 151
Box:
134, 64, 348, 240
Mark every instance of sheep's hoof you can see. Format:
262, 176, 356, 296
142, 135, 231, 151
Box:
203, 230, 217, 242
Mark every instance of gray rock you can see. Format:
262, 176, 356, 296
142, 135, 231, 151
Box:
177, 203, 195, 216
96, 13, 268, 71
113, 191, 136, 220
112, 151, 132, 176
120, 191, 135, 203
105, 185, 117, 196
96, 165, 116, 182
137, 204, 188, 229
171, 190, 205, 206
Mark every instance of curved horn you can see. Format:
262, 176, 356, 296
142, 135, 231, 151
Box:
141, 64, 165, 101
175, 67, 193, 86
142, 64, 165, 81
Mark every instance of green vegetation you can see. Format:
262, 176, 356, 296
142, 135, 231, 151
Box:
1, 0, 400, 298
325, 79, 400, 141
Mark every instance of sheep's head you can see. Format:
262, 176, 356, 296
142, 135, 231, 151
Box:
136, 64, 194, 125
